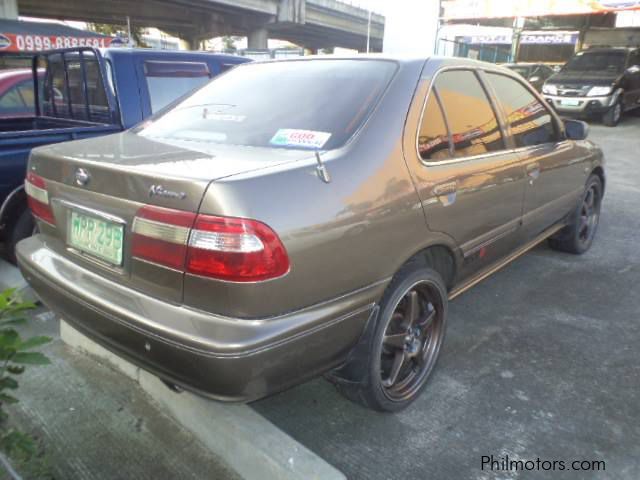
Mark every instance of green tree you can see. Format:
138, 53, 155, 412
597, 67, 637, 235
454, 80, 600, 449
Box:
89, 23, 149, 48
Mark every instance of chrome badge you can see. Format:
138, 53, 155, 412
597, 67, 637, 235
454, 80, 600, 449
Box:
149, 185, 187, 200
75, 168, 91, 186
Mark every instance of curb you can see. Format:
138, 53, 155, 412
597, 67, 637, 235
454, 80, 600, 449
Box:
60, 321, 346, 480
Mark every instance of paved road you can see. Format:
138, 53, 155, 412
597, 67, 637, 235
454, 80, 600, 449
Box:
254, 116, 640, 480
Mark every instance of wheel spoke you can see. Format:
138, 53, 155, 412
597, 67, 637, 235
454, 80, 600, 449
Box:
585, 189, 595, 209
382, 351, 406, 387
417, 304, 436, 330
402, 290, 420, 330
383, 333, 407, 350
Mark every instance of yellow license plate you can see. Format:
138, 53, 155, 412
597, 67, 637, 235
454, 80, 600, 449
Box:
68, 211, 124, 265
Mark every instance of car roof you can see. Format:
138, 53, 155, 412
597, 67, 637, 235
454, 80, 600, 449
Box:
0, 68, 31, 80
100, 47, 250, 64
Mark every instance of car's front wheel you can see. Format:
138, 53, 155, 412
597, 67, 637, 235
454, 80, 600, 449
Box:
335, 264, 448, 412
602, 99, 623, 127
549, 174, 602, 254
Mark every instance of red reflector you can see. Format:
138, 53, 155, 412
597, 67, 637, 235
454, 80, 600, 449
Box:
131, 206, 196, 270
25, 172, 55, 225
186, 215, 290, 282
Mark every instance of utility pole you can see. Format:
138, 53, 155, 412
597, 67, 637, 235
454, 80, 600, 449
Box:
511, 16, 525, 62
366, 8, 372, 53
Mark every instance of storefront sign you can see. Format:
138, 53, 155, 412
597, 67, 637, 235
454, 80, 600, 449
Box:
462, 31, 579, 45
520, 32, 579, 44
0, 33, 113, 53
443, 0, 640, 19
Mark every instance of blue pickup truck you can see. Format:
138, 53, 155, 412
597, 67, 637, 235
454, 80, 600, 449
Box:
0, 46, 249, 261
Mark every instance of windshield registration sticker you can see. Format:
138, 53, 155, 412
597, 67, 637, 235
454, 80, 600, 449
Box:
270, 129, 331, 149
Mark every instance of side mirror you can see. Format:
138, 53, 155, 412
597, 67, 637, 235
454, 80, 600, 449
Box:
564, 119, 589, 140
529, 76, 541, 83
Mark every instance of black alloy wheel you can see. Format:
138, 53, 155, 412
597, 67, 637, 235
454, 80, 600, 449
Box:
333, 265, 448, 412
380, 282, 445, 401
549, 174, 602, 254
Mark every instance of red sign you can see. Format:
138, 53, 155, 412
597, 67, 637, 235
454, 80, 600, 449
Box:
0, 33, 113, 53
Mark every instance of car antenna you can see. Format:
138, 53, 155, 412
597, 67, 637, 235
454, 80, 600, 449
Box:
315, 150, 331, 184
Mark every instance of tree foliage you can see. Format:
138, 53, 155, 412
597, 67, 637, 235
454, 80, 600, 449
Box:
0, 289, 50, 462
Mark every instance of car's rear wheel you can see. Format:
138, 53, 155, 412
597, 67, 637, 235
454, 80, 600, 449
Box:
335, 264, 447, 412
602, 99, 622, 127
549, 174, 602, 254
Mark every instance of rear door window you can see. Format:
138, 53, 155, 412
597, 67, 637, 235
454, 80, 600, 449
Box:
144, 61, 211, 113
138, 59, 397, 151
418, 90, 451, 161
486, 72, 559, 148
435, 70, 505, 158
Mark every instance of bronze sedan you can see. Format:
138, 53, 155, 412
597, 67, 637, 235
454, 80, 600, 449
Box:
17, 57, 604, 411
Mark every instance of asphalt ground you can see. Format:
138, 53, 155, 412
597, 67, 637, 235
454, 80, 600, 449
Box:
1, 115, 638, 480
253, 115, 640, 480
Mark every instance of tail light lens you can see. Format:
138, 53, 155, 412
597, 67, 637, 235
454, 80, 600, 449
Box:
132, 206, 289, 282
132, 206, 196, 270
25, 172, 55, 225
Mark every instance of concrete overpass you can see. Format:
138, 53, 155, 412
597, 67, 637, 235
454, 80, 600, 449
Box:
7, 0, 384, 51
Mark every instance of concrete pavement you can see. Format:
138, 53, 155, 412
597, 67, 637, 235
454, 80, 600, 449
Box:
253, 116, 640, 479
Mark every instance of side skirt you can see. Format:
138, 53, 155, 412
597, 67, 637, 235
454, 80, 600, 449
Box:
448, 223, 565, 301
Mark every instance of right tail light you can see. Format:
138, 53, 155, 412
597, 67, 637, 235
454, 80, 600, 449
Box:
131, 205, 289, 282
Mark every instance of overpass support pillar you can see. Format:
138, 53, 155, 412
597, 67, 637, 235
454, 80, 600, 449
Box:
0, 0, 18, 19
248, 27, 269, 50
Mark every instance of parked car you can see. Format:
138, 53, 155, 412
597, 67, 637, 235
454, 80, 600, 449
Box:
503, 62, 555, 91
17, 57, 605, 412
0, 47, 250, 262
542, 47, 640, 126
0, 69, 38, 118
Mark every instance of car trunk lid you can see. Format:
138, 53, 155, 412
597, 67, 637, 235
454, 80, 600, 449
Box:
27, 131, 311, 303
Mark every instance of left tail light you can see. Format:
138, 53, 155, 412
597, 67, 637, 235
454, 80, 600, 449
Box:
25, 172, 55, 225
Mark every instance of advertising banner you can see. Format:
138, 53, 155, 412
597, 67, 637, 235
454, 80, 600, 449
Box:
0, 33, 113, 53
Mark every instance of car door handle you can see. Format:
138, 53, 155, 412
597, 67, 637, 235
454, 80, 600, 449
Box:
433, 181, 458, 196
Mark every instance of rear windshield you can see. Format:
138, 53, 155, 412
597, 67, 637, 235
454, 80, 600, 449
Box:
136, 59, 397, 151
144, 61, 212, 113
563, 51, 627, 73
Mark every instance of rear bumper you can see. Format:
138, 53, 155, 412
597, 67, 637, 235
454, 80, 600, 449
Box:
17, 235, 380, 402
544, 93, 616, 117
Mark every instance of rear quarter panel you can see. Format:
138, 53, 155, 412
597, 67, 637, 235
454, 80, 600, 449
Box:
184, 60, 432, 318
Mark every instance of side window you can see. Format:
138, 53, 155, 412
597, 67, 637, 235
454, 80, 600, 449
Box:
16, 81, 35, 110
486, 73, 558, 148
418, 89, 451, 161
630, 51, 640, 67
144, 61, 211, 113
435, 70, 505, 158
0, 84, 26, 113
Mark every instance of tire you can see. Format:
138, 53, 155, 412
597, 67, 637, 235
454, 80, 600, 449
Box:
7, 209, 36, 264
335, 263, 448, 412
602, 99, 623, 127
549, 175, 602, 255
